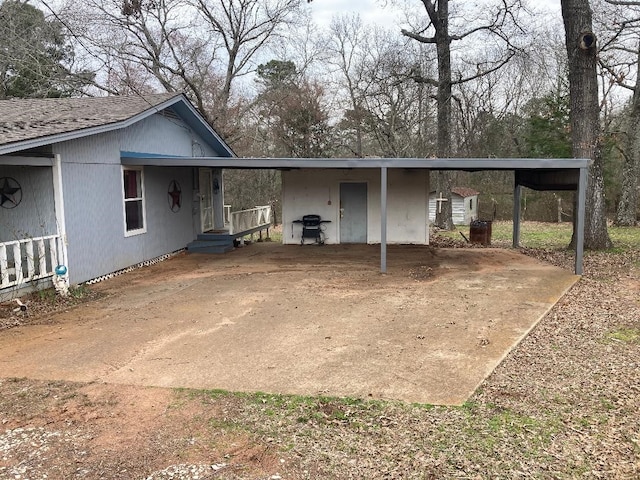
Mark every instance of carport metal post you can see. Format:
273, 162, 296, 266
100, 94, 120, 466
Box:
513, 182, 522, 248
575, 166, 588, 275
381, 167, 388, 273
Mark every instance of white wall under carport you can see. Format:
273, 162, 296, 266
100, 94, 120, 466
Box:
281, 168, 430, 245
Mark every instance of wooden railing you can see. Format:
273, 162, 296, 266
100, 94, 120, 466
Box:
0, 235, 64, 290
224, 204, 231, 225
229, 205, 272, 236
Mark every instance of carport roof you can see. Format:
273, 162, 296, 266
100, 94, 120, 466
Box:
121, 155, 589, 170
123, 153, 590, 276
121, 155, 590, 191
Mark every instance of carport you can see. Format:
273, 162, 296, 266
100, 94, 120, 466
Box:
121, 155, 591, 275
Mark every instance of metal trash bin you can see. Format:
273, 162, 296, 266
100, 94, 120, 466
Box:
469, 220, 492, 245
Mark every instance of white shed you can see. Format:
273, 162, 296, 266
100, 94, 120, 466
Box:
429, 187, 479, 226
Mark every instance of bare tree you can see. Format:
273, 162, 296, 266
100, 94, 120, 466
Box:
74, 1, 217, 106
325, 14, 377, 157
400, 0, 525, 229
190, 0, 303, 128
598, 0, 640, 226
363, 34, 436, 157
69, 0, 303, 139
561, 0, 613, 248
326, 15, 437, 159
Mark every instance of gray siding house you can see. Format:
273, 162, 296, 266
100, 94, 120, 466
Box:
0, 93, 593, 293
0, 93, 235, 297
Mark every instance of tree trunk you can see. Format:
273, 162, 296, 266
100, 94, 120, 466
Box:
433, 0, 454, 230
614, 49, 640, 226
561, 0, 612, 249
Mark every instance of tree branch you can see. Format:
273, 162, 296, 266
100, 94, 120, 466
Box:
452, 49, 516, 85
604, 0, 640, 5
401, 29, 436, 44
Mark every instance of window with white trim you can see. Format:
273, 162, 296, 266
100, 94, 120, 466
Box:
122, 167, 146, 235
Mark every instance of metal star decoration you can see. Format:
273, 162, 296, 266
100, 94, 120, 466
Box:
0, 177, 22, 209
168, 180, 182, 212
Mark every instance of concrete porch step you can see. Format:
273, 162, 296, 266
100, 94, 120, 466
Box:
193, 237, 234, 246
187, 232, 235, 254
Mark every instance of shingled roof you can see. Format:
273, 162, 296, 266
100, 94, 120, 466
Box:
0, 92, 180, 147
0, 93, 234, 157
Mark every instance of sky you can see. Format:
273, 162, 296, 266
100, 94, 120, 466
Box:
308, 0, 562, 30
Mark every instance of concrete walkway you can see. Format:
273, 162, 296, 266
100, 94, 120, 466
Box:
0, 244, 579, 405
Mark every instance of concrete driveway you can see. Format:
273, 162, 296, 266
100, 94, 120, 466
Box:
0, 243, 578, 405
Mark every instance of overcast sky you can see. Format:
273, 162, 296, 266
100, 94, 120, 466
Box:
308, 0, 562, 30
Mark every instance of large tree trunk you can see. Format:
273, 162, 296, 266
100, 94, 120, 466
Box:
614, 49, 640, 226
561, 0, 613, 249
433, 0, 454, 230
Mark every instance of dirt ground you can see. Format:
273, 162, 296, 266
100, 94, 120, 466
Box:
1, 239, 637, 479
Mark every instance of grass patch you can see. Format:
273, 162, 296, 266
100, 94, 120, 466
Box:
267, 229, 283, 243
186, 387, 393, 427
37, 287, 58, 303
247, 392, 390, 425
439, 221, 640, 251
609, 226, 640, 250
605, 328, 640, 344
69, 283, 91, 298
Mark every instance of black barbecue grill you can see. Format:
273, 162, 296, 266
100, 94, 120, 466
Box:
293, 215, 331, 245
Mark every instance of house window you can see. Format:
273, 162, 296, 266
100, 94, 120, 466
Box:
122, 167, 146, 235
469, 198, 473, 210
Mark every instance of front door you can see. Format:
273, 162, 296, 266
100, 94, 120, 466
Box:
199, 168, 214, 232
340, 182, 367, 243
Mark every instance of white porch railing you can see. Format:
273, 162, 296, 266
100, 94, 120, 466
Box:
0, 235, 64, 290
224, 204, 232, 225
229, 205, 272, 236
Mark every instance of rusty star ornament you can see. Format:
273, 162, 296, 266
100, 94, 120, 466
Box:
168, 180, 182, 212
0, 177, 22, 209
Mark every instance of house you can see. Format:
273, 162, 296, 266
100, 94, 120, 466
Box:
428, 187, 479, 226
0, 94, 592, 293
0, 93, 270, 298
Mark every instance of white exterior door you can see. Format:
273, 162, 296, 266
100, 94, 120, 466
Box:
199, 168, 214, 232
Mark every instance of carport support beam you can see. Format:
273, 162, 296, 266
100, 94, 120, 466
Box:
381, 167, 388, 273
212, 168, 225, 230
575, 166, 587, 275
513, 183, 522, 248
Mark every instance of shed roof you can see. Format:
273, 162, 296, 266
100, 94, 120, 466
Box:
430, 187, 480, 198
0, 93, 234, 157
451, 187, 479, 198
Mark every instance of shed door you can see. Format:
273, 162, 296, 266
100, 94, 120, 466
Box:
199, 168, 214, 232
340, 182, 367, 243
